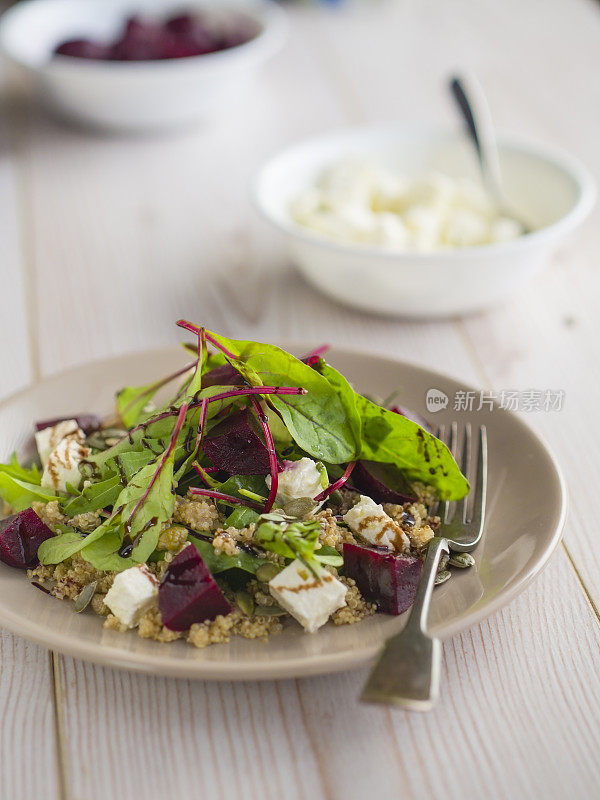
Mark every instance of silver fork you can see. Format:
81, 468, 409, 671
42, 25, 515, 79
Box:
360, 423, 488, 711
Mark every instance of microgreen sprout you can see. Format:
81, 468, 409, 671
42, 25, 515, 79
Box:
314, 461, 356, 502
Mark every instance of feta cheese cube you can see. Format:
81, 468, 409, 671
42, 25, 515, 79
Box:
266, 457, 326, 510
269, 559, 347, 633
35, 419, 83, 467
343, 495, 409, 552
41, 435, 90, 492
104, 565, 159, 629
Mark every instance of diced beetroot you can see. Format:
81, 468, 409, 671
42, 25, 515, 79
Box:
202, 363, 242, 388
35, 414, 101, 435
351, 461, 416, 504
389, 405, 434, 434
343, 543, 422, 615
159, 545, 231, 631
202, 408, 270, 475
55, 39, 110, 59
0, 509, 54, 569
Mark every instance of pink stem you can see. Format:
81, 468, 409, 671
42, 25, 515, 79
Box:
195, 398, 209, 452
207, 386, 306, 403
125, 402, 189, 543
176, 319, 237, 360
189, 486, 262, 511
103, 386, 306, 457
303, 344, 330, 366
192, 461, 218, 488
314, 461, 357, 502
249, 396, 278, 513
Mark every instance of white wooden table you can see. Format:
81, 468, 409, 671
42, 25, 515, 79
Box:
2, 1, 600, 797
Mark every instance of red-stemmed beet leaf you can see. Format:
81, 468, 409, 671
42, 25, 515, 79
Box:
189, 486, 263, 511
248, 396, 278, 512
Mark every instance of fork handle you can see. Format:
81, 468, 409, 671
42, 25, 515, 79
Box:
360, 537, 449, 709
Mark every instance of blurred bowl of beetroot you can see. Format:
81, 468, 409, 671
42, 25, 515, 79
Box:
0, 0, 287, 131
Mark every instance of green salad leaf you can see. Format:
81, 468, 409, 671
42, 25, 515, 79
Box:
117, 454, 177, 563
225, 506, 261, 529
208, 331, 361, 464
355, 394, 468, 499
254, 513, 322, 572
312, 359, 468, 500
0, 463, 62, 512
63, 474, 122, 516
38, 517, 116, 565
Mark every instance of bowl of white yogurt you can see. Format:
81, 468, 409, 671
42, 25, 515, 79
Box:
254, 125, 595, 317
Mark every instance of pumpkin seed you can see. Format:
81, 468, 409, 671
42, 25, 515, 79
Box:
86, 428, 127, 450
448, 552, 475, 569
256, 562, 280, 583
283, 497, 318, 518
435, 570, 451, 586
254, 606, 287, 617
235, 591, 255, 617
74, 580, 97, 613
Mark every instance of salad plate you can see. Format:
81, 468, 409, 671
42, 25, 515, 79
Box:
0, 343, 566, 680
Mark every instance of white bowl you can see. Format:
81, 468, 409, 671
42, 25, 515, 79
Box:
0, 0, 287, 132
254, 125, 596, 318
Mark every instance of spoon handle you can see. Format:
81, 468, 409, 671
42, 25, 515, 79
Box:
450, 75, 503, 204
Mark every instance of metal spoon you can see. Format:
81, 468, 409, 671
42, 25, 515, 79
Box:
450, 74, 531, 233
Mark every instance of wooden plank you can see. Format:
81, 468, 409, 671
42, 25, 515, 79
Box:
0, 631, 60, 800
55, 550, 600, 800
295, 551, 600, 800
0, 57, 58, 800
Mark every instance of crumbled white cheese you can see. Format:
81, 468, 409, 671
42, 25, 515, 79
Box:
343, 495, 409, 552
266, 457, 326, 509
35, 419, 82, 467
291, 161, 524, 251
269, 559, 347, 633
104, 565, 159, 629
41, 435, 90, 492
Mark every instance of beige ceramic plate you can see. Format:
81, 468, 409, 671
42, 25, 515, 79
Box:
0, 345, 566, 680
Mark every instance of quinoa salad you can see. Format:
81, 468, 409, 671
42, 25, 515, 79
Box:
0, 322, 470, 650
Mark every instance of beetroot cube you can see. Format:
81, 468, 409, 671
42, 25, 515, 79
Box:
0, 509, 54, 569
159, 546, 231, 631
343, 543, 422, 615
202, 408, 270, 475
352, 461, 416, 505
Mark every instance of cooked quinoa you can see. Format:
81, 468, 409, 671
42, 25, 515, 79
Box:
20, 484, 441, 649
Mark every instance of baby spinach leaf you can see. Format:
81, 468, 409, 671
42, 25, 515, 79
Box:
37, 530, 84, 565
208, 331, 361, 464
225, 506, 261, 529
356, 394, 469, 499
0, 470, 61, 512
81, 531, 133, 572
312, 359, 468, 500
189, 535, 269, 575
38, 517, 117, 564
